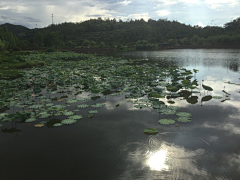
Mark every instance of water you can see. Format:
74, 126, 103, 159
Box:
1, 49, 240, 180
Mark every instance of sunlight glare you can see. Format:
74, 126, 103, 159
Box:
147, 149, 169, 171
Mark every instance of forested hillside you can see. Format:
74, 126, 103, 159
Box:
1, 17, 240, 50
0, 26, 22, 51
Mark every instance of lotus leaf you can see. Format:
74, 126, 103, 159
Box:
168, 106, 179, 110
139, 99, 149, 102
77, 104, 89, 108
134, 104, 147, 108
91, 103, 105, 108
222, 90, 231, 95
143, 128, 158, 134
176, 112, 192, 117
28, 104, 44, 109
77, 97, 88, 101
25, 118, 37, 122
158, 108, 176, 115
202, 84, 213, 91
201, 96, 212, 102
212, 96, 222, 99
158, 118, 175, 125
68, 115, 83, 120
63, 111, 75, 116
186, 96, 198, 104
54, 112, 62, 116
34, 124, 44, 127
176, 116, 192, 122
61, 119, 77, 124
39, 114, 51, 118
88, 110, 98, 114
0, 113, 8, 118
88, 114, 93, 118
53, 123, 63, 127
67, 99, 78, 103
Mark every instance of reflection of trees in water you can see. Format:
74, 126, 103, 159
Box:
222, 60, 239, 72
1, 121, 21, 136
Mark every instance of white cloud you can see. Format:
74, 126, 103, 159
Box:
197, 22, 206, 27
205, 0, 239, 9
155, 10, 171, 16
151, 0, 200, 5
202, 123, 240, 135
127, 13, 150, 21
119, 0, 132, 5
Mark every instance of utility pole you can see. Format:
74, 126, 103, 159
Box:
52, 14, 54, 25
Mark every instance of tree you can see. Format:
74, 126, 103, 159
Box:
191, 35, 200, 45
44, 31, 61, 48
0, 39, 6, 51
82, 39, 90, 47
100, 41, 105, 47
33, 31, 44, 47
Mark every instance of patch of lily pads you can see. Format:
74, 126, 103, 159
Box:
0, 51, 228, 132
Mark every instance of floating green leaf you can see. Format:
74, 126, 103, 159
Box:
176, 116, 192, 122
176, 112, 192, 117
53, 123, 63, 127
88, 114, 93, 118
88, 110, 98, 114
61, 119, 77, 124
68, 115, 83, 120
143, 128, 158, 134
158, 118, 175, 125
25, 118, 37, 122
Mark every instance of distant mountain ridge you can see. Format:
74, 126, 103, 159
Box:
0, 23, 30, 35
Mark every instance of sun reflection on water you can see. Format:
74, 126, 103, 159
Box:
147, 149, 169, 171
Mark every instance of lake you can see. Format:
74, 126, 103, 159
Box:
1, 49, 240, 180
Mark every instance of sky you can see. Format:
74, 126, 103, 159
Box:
0, 0, 239, 29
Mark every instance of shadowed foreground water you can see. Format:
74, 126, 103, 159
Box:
1, 49, 240, 180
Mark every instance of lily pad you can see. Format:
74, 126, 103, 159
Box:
68, 115, 83, 120
25, 118, 37, 122
176, 116, 192, 122
88, 114, 93, 118
34, 124, 44, 127
143, 128, 158, 134
63, 111, 75, 116
53, 123, 63, 127
67, 99, 78, 103
88, 110, 98, 114
91, 103, 105, 108
77, 104, 89, 108
212, 96, 222, 99
61, 119, 77, 124
176, 112, 192, 117
134, 104, 147, 108
158, 118, 175, 125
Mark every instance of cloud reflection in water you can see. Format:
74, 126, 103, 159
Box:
147, 149, 169, 171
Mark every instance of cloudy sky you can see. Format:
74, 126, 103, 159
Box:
0, 0, 239, 29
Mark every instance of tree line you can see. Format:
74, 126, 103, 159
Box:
1, 17, 240, 50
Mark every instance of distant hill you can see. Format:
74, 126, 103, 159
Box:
0, 23, 30, 35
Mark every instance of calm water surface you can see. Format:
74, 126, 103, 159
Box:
1, 49, 240, 180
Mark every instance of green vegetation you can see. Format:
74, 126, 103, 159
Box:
0, 51, 45, 79
1, 17, 240, 51
0, 51, 235, 133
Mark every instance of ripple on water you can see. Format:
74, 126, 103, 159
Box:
118, 141, 150, 157
116, 132, 214, 180
147, 132, 211, 160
